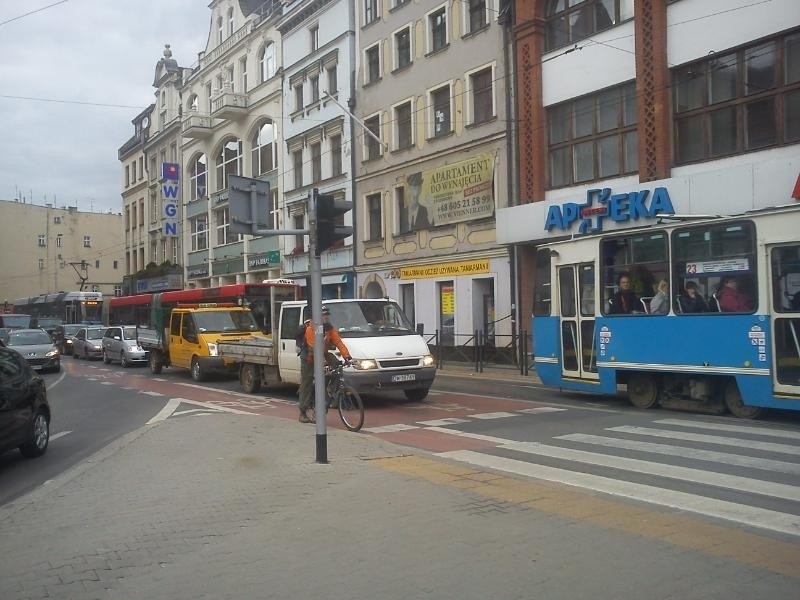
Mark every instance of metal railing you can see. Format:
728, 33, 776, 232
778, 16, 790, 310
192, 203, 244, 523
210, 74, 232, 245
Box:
421, 329, 531, 376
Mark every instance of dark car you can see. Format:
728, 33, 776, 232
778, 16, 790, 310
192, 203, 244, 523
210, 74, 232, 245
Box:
0, 346, 50, 458
33, 317, 63, 337
52, 323, 83, 356
4, 328, 61, 373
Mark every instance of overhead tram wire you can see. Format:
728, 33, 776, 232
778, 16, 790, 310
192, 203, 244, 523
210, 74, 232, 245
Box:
0, 0, 71, 27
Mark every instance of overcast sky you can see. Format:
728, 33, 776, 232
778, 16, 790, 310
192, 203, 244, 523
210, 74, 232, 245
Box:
0, 1, 212, 214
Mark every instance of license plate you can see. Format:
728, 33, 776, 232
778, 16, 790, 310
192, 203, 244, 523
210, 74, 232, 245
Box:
391, 373, 415, 382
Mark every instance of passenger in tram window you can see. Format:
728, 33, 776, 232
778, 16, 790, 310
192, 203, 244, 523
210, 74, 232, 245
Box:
717, 276, 753, 312
649, 279, 670, 315
681, 281, 709, 313
609, 272, 640, 314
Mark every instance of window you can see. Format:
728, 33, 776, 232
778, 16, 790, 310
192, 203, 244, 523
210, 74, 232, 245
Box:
366, 193, 382, 240
294, 84, 304, 111
431, 85, 452, 137
131, 203, 137, 228
293, 214, 305, 253
365, 45, 381, 84
394, 101, 413, 149
327, 65, 338, 95
310, 26, 319, 51
216, 139, 242, 191
240, 57, 247, 92
190, 154, 207, 200
330, 135, 343, 177
216, 207, 239, 245
125, 165, 130, 187
206, 82, 213, 114
228, 8, 234, 36
394, 27, 412, 70
396, 186, 411, 234
673, 31, 800, 164
467, 0, 487, 33
547, 81, 637, 188
113, 260, 118, 270
251, 122, 276, 176
269, 189, 279, 229
364, 114, 382, 160
132, 161, 137, 181
293, 150, 303, 189
56, 234, 62, 247
428, 7, 448, 53
114, 285, 122, 296
227, 65, 235, 93
95, 259, 100, 269
217, 16, 224, 44
259, 43, 276, 82
38, 258, 45, 270
364, 0, 379, 25
139, 199, 144, 226
545, 0, 634, 51
470, 66, 494, 124
311, 142, 322, 183
53, 216, 61, 224
191, 216, 208, 251
125, 207, 130, 230
600, 232, 668, 315
83, 236, 91, 248
150, 191, 158, 223
139, 157, 143, 179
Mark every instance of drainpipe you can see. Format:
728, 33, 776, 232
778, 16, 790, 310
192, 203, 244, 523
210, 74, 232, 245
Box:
347, 0, 358, 299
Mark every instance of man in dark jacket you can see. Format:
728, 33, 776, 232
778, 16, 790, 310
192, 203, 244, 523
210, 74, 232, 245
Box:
609, 272, 640, 314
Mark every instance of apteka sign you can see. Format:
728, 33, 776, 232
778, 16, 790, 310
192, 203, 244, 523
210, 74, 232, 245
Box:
544, 187, 675, 233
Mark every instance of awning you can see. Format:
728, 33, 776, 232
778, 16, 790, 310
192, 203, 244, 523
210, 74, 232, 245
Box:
293, 274, 349, 287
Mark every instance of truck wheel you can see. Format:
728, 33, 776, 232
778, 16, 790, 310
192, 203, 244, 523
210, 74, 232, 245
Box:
191, 358, 205, 382
240, 363, 261, 394
724, 380, 763, 419
149, 351, 163, 374
404, 388, 429, 402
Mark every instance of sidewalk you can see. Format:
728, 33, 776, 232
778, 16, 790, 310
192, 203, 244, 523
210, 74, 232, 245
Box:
1, 412, 796, 599
435, 361, 542, 385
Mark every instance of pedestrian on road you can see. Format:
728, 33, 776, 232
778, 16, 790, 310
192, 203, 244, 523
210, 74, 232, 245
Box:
298, 306, 351, 423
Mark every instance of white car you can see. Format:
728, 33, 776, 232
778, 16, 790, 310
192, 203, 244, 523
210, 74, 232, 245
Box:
102, 326, 148, 367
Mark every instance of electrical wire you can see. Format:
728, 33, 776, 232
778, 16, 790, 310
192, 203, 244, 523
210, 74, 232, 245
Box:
0, 0, 70, 27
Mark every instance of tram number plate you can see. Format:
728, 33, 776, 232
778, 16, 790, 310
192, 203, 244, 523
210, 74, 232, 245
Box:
391, 373, 416, 382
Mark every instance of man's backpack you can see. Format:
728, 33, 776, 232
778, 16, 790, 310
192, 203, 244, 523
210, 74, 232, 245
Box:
295, 321, 309, 355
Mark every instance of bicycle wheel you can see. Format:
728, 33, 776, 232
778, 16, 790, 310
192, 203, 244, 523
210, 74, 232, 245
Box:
337, 385, 364, 432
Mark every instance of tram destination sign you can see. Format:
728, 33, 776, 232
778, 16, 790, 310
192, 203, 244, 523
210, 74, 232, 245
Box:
545, 186, 675, 233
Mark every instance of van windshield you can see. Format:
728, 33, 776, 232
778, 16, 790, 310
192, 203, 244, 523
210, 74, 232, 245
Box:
325, 301, 414, 338
194, 310, 258, 333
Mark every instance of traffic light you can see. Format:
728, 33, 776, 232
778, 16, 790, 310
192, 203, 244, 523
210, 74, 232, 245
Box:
314, 189, 352, 257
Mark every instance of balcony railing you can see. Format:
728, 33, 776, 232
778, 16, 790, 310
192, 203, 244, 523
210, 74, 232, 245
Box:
200, 23, 252, 69
181, 113, 214, 138
211, 92, 248, 120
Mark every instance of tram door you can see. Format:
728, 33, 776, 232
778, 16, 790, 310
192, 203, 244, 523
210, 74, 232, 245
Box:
557, 264, 598, 380
769, 244, 800, 395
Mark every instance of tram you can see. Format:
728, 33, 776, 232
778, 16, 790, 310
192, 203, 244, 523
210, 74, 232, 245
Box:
531, 204, 800, 418
12, 291, 104, 325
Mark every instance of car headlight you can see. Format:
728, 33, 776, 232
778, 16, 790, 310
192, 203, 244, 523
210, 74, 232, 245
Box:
65, 339, 73, 345
422, 354, 435, 367
46, 349, 59, 357
92, 344, 102, 350
207, 343, 218, 357
352, 358, 377, 370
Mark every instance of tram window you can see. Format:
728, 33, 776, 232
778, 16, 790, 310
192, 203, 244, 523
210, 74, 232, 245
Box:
600, 233, 668, 315
534, 248, 552, 316
672, 221, 757, 314
771, 245, 800, 312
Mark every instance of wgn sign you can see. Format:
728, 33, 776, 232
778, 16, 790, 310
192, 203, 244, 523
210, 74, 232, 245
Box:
162, 162, 180, 237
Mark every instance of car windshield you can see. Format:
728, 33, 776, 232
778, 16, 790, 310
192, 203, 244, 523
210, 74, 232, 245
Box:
193, 311, 258, 333
8, 331, 53, 346
64, 325, 82, 335
324, 301, 415, 337
122, 326, 137, 340
87, 329, 105, 340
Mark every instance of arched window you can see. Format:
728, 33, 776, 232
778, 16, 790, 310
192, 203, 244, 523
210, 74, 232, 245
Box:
259, 42, 276, 83
216, 139, 242, 191
228, 8, 234, 36
187, 94, 199, 112
545, 0, 633, 52
251, 121, 277, 176
190, 154, 207, 201
217, 16, 224, 45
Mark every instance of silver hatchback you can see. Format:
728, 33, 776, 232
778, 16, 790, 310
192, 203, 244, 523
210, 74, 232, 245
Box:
72, 326, 106, 360
102, 326, 148, 367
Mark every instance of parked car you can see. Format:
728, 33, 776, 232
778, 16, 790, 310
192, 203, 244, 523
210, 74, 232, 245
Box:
0, 328, 10, 346
3, 328, 61, 373
0, 346, 51, 458
53, 323, 83, 356
102, 326, 148, 367
72, 326, 106, 360
33, 317, 63, 337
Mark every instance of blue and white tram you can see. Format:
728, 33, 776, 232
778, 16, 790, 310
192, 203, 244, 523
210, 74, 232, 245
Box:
531, 205, 800, 418
12, 291, 104, 325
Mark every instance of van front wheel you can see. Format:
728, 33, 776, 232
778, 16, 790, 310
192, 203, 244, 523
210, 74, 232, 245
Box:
404, 387, 429, 402
191, 358, 206, 382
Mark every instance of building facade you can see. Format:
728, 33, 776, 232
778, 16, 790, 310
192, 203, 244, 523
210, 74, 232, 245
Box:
353, 0, 515, 348
0, 200, 123, 307
502, 0, 800, 328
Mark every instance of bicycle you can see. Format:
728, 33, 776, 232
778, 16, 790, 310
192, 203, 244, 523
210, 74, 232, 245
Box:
322, 359, 364, 432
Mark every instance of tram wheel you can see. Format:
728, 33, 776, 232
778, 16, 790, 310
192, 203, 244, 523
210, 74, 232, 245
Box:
627, 373, 659, 409
724, 380, 763, 419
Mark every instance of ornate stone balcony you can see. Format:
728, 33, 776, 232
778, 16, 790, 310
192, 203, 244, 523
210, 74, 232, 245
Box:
211, 92, 248, 120
181, 114, 214, 139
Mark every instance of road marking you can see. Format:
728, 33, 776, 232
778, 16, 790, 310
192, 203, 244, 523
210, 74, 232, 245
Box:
100, 381, 114, 386
362, 423, 420, 433
557, 433, 800, 476
417, 418, 470, 426
438, 450, 800, 537
471, 411, 518, 420
45, 371, 66, 391
424, 427, 511, 445
140, 391, 164, 397
50, 431, 71, 441
609, 426, 799, 455
655, 418, 800, 440
518, 407, 568, 414
502, 441, 800, 502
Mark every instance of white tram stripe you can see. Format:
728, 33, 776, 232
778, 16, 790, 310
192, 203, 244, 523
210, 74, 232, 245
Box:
654, 418, 800, 441
501, 442, 800, 502
438, 450, 800, 537
557, 433, 800, 476
608, 426, 800, 455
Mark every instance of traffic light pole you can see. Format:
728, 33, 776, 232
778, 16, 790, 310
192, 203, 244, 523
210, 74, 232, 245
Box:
307, 191, 328, 464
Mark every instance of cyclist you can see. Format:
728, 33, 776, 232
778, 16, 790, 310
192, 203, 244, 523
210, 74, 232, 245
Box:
298, 305, 351, 423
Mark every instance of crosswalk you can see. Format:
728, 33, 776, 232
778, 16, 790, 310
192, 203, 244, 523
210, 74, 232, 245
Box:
435, 417, 800, 537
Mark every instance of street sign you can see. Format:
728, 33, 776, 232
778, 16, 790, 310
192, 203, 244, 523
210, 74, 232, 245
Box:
228, 175, 271, 235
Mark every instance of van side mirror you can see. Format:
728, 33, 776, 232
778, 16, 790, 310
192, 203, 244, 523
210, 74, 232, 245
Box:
416, 324, 424, 335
